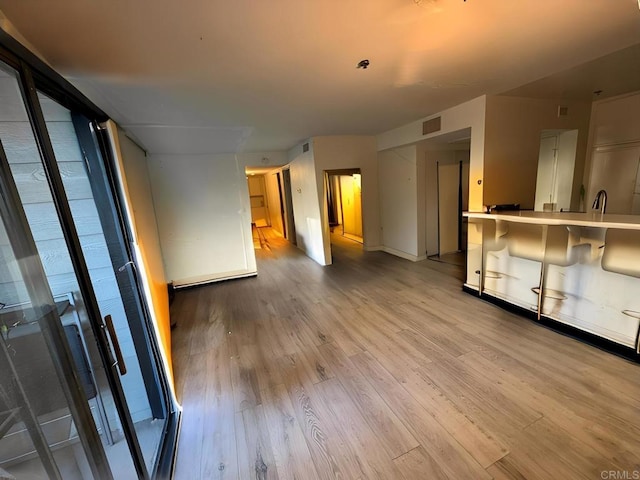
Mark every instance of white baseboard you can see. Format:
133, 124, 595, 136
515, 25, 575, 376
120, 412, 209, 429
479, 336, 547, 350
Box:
173, 270, 257, 288
382, 246, 427, 262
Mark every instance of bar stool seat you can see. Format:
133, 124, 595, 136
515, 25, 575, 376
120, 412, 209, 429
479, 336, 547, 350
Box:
480, 219, 508, 288
506, 223, 591, 318
601, 229, 640, 352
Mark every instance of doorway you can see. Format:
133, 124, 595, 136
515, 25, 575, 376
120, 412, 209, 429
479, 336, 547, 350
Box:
437, 155, 470, 255
421, 128, 471, 271
534, 129, 578, 212
326, 169, 363, 245
247, 174, 270, 228
281, 168, 297, 245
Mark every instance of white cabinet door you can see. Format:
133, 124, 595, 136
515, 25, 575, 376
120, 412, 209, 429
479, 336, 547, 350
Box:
589, 145, 640, 214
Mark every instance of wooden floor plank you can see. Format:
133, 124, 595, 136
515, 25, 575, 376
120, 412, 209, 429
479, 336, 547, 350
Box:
350, 351, 499, 478
394, 446, 449, 480
318, 341, 419, 459
458, 350, 640, 469
199, 342, 238, 480
277, 353, 354, 480
235, 406, 280, 480
172, 351, 208, 479
261, 383, 322, 480
172, 227, 640, 479
314, 378, 406, 479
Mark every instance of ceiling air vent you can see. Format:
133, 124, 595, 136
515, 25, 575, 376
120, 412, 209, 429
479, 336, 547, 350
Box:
303, 142, 310, 153
557, 106, 569, 117
423, 117, 441, 135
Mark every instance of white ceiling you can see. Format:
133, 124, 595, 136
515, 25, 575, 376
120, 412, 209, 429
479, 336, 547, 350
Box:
0, 0, 639, 155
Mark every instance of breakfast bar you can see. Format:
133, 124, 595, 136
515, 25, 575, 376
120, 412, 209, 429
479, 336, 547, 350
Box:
464, 211, 640, 353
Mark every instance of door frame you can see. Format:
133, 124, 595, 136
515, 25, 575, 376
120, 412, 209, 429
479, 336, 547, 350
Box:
281, 167, 297, 245
324, 168, 363, 244
276, 172, 287, 238
72, 113, 165, 421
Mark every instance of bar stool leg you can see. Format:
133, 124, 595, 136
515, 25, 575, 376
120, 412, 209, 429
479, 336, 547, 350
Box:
536, 263, 545, 320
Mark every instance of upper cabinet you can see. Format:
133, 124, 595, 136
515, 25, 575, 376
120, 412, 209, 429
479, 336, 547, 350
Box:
586, 92, 640, 214
591, 92, 640, 146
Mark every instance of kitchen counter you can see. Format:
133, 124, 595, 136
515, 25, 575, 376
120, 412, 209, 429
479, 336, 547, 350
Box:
464, 211, 640, 354
464, 211, 640, 230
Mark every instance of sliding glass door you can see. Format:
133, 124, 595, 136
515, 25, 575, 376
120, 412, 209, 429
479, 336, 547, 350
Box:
0, 62, 119, 479
37, 90, 168, 477
0, 45, 175, 479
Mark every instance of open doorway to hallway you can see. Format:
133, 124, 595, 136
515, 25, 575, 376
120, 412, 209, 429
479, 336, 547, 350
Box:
437, 151, 470, 255
421, 128, 471, 268
248, 174, 269, 228
245, 166, 296, 252
326, 169, 363, 247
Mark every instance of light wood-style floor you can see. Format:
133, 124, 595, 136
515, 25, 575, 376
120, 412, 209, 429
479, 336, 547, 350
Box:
171, 228, 640, 480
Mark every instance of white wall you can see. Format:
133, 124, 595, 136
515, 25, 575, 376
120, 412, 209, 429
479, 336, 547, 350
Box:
147, 151, 286, 286
378, 95, 481, 261
117, 132, 167, 288
148, 153, 255, 286
287, 136, 379, 266
378, 145, 423, 260
377, 96, 486, 212
312, 136, 380, 263
376, 140, 469, 260
484, 95, 591, 210
287, 142, 326, 265
115, 128, 176, 388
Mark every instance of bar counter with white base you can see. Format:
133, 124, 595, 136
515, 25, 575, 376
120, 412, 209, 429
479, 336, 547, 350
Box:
464, 211, 640, 355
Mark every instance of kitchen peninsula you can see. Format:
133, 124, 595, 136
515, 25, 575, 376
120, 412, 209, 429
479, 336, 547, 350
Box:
464, 211, 640, 354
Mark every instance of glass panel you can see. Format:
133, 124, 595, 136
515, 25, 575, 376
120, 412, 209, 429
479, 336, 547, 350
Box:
0, 63, 105, 479
37, 92, 165, 475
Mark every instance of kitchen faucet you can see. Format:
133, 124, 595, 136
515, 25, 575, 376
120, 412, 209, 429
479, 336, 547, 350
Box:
592, 189, 607, 214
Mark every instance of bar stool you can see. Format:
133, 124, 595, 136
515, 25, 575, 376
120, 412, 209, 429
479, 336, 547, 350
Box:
479, 218, 508, 295
601, 229, 640, 353
507, 223, 591, 319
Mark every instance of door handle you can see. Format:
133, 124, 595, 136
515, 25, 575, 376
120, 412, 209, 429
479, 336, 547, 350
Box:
103, 315, 127, 375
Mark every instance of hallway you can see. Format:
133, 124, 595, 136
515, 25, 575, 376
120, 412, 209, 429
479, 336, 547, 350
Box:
170, 229, 640, 479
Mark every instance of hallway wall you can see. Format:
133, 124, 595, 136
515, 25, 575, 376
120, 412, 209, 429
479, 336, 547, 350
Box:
313, 136, 379, 262
148, 153, 254, 286
288, 142, 326, 265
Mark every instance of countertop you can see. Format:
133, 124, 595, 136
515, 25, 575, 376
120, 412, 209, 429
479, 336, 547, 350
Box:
463, 211, 640, 230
